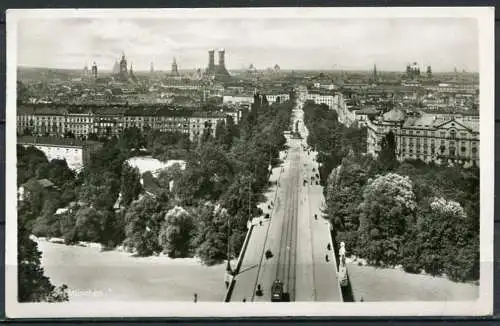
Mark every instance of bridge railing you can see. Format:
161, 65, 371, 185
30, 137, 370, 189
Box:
223, 223, 255, 302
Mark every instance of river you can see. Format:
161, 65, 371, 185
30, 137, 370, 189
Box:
37, 238, 478, 303
347, 262, 478, 301
37, 239, 228, 302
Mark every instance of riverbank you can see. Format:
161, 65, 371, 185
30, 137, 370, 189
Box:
36, 238, 230, 302
347, 261, 478, 301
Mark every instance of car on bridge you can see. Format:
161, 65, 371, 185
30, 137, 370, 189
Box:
271, 280, 284, 302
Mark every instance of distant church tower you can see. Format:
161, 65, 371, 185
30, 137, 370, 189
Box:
171, 57, 179, 76
373, 64, 378, 82
119, 53, 128, 81
129, 63, 137, 82
150, 62, 154, 73
91, 62, 98, 79
426, 65, 432, 79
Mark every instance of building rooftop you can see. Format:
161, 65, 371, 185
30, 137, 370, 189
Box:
403, 114, 438, 129
355, 107, 380, 115
403, 114, 479, 133
191, 111, 227, 118
18, 135, 102, 147
382, 108, 406, 122
37, 178, 56, 188
142, 171, 163, 197
21, 178, 57, 189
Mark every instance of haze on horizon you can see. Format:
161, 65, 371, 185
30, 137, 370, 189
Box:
17, 17, 479, 73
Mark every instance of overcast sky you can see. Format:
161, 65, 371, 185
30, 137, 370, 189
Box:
17, 17, 479, 72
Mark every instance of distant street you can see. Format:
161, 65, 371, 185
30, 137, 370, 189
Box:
229, 102, 342, 302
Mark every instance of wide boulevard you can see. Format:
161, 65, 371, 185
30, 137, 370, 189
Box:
228, 102, 342, 302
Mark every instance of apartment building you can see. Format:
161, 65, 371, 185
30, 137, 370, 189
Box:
366, 108, 479, 167
397, 114, 479, 167
17, 104, 231, 143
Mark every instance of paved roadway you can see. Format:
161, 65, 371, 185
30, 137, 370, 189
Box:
229, 152, 285, 303
296, 104, 343, 302
229, 102, 342, 302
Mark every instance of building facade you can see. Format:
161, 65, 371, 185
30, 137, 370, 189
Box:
265, 93, 290, 105
17, 104, 233, 143
396, 114, 479, 167
366, 109, 479, 167
188, 111, 228, 142
17, 136, 103, 171
222, 95, 255, 105
366, 109, 405, 157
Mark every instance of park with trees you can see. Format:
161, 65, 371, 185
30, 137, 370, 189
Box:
17, 93, 293, 301
303, 100, 479, 283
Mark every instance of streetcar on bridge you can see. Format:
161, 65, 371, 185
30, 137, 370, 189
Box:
271, 280, 284, 302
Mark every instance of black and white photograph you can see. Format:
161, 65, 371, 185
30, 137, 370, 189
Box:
5, 7, 494, 318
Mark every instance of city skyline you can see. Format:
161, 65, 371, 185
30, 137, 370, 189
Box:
17, 17, 479, 72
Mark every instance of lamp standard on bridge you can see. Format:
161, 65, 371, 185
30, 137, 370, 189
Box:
248, 163, 257, 228
226, 213, 232, 278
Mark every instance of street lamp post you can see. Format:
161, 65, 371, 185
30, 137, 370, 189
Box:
248, 163, 256, 227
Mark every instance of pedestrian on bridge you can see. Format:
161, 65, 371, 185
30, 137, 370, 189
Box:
193, 293, 198, 303
256, 284, 263, 297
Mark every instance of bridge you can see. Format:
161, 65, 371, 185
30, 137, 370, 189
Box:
224, 104, 344, 303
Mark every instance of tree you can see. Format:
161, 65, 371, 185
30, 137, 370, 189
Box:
18, 179, 50, 233
358, 173, 416, 266
18, 211, 69, 302
215, 120, 226, 144
157, 164, 184, 192
412, 197, 479, 281
378, 131, 398, 171
46, 159, 75, 187
31, 200, 61, 238
158, 206, 195, 258
222, 116, 238, 149
74, 207, 105, 242
124, 196, 166, 256
120, 126, 146, 150
192, 203, 228, 265
79, 171, 120, 210
120, 163, 143, 207
100, 209, 126, 249
175, 142, 234, 203
17, 145, 49, 185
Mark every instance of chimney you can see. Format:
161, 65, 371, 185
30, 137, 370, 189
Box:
218, 48, 225, 68
208, 49, 215, 69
